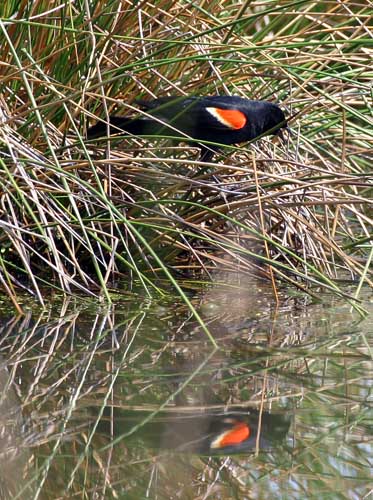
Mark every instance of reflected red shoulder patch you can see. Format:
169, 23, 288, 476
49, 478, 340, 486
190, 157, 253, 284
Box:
206, 107, 247, 129
210, 421, 250, 449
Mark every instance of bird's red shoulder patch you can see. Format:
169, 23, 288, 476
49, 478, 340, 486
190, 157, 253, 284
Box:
206, 107, 247, 129
210, 421, 250, 449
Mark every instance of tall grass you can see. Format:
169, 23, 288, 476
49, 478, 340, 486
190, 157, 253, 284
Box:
0, 0, 372, 313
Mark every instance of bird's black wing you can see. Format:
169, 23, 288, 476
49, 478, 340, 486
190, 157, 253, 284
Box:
136, 96, 248, 133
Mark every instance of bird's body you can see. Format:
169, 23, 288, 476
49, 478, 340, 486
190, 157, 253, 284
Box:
87, 96, 287, 161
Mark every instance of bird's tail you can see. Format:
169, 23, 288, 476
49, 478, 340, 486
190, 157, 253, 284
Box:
87, 116, 155, 139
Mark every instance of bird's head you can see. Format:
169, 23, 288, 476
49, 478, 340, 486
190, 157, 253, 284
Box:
264, 103, 287, 136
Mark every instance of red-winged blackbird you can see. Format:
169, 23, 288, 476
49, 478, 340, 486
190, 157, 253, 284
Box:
87, 95, 287, 161
106, 407, 290, 455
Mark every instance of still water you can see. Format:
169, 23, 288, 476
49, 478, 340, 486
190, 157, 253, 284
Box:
0, 276, 372, 499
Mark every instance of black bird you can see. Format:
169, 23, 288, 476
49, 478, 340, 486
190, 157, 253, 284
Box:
87, 96, 287, 162
102, 407, 290, 455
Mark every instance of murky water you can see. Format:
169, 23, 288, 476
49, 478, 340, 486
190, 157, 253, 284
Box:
0, 276, 372, 499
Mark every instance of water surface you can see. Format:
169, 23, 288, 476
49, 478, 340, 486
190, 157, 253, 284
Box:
0, 277, 372, 499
